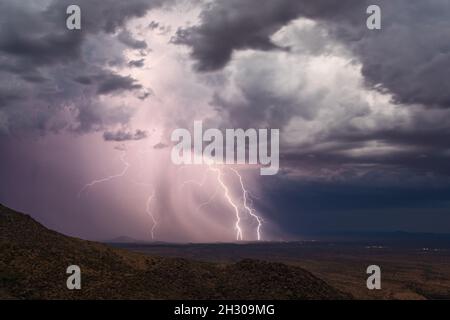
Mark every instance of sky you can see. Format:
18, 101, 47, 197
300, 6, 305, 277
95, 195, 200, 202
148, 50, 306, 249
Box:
0, 0, 450, 242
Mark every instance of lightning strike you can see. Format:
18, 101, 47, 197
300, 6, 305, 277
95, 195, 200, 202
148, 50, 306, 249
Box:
78, 152, 130, 198
78, 144, 264, 242
230, 168, 263, 241
209, 165, 243, 241
145, 190, 157, 240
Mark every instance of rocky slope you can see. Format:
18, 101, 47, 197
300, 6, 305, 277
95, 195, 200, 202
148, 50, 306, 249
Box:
0, 204, 350, 299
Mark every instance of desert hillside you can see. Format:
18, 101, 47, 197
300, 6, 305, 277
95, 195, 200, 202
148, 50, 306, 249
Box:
0, 204, 350, 299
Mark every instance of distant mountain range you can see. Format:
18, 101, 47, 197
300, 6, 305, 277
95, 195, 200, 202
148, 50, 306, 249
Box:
107, 236, 145, 243
0, 204, 350, 299
106, 230, 450, 248
301, 231, 450, 247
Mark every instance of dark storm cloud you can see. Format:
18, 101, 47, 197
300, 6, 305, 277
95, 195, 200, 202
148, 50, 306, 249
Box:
175, 0, 450, 109
128, 58, 146, 68
97, 74, 143, 94
170, 0, 450, 181
103, 129, 148, 141
0, 0, 164, 67
73, 70, 143, 94
0, 0, 173, 135
0, 30, 83, 66
118, 30, 148, 49
172, 0, 362, 71
275, 106, 450, 181
21, 73, 49, 83
0, 1, 82, 67
45, 0, 169, 34
344, 1, 450, 109
0, 90, 21, 108
148, 21, 160, 30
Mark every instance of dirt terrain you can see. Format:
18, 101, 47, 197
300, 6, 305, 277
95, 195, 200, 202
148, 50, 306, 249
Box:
0, 204, 348, 300
113, 241, 450, 300
2, 203, 449, 300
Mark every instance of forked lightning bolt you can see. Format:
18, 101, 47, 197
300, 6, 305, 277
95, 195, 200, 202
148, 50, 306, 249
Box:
209, 165, 243, 241
78, 146, 159, 240
78, 147, 263, 241
182, 164, 263, 241
230, 168, 263, 241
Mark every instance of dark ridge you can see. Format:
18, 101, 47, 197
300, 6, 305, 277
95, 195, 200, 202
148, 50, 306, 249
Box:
0, 204, 350, 300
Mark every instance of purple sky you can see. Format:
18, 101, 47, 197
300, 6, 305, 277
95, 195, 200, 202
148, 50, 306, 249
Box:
1, 0, 450, 241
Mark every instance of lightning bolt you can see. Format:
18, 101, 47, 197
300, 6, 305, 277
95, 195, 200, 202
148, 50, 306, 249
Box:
230, 168, 263, 241
78, 146, 159, 240
209, 165, 243, 241
78, 145, 264, 242
78, 152, 130, 198
145, 190, 157, 240
179, 163, 263, 241
129, 180, 158, 241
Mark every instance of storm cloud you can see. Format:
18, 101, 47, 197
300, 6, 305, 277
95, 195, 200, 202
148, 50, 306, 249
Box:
169, 0, 450, 183
0, 0, 171, 135
175, 0, 450, 109
1, 0, 450, 240
103, 128, 148, 141
118, 30, 148, 49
